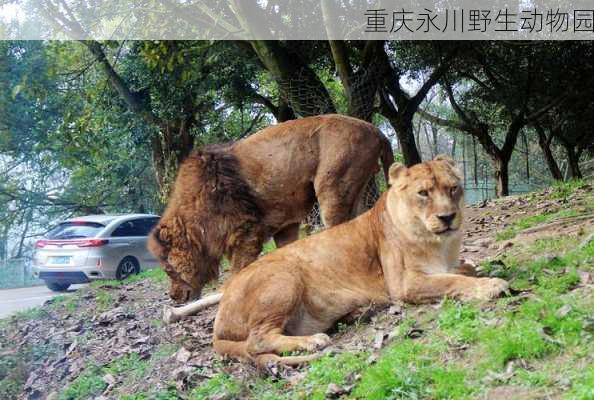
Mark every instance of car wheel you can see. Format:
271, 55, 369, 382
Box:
116, 256, 140, 280
45, 281, 71, 292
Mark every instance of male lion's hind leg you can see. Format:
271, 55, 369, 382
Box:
273, 223, 300, 248
402, 272, 509, 303
229, 233, 266, 274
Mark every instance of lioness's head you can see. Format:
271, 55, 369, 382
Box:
386, 155, 463, 240
148, 215, 208, 303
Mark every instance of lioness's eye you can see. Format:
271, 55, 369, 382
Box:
450, 186, 459, 195
418, 190, 429, 197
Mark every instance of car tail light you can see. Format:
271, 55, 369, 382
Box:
77, 239, 109, 247
35, 240, 49, 248
34, 239, 109, 248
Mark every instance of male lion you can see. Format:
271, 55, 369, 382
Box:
148, 114, 393, 303
212, 155, 509, 365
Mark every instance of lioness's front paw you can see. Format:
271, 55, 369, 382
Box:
462, 278, 508, 301
304, 333, 331, 351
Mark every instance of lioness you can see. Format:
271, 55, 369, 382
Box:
213, 155, 509, 365
148, 114, 393, 303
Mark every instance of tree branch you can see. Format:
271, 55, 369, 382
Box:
409, 47, 459, 113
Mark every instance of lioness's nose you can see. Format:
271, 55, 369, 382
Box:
437, 213, 456, 225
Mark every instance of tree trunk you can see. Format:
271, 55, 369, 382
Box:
472, 136, 478, 186
494, 156, 510, 197
564, 144, 583, 179
431, 124, 439, 156
522, 132, 530, 182
390, 115, 422, 166
451, 134, 457, 158
248, 40, 335, 117
151, 121, 195, 202
535, 126, 563, 181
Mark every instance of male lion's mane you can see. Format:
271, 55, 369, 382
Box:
149, 143, 264, 287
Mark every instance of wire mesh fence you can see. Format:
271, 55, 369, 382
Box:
0, 258, 42, 289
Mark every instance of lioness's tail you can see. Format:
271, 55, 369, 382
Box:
379, 134, 394, 185
213, 339, 323, 366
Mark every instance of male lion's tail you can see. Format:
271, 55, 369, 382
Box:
213, 339, 323, 366
379, 134, 394, 185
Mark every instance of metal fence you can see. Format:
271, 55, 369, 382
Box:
0, 258, 43, 289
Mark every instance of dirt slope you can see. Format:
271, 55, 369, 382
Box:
1, 181, 592, 400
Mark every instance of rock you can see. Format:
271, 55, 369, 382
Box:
463, 245, 482, 253
102, 373, 116, 386
373, 330, 384, 349
498, 241, 514, 251
46, 392, 59, 400
578, 270, 591, 285
326, 383, 352, 398
175, 347, 192, 364
388, 304, 402, 315
555, 304, 572, 319
472, 237, 492, 248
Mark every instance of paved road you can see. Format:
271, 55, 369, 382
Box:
0, 284, 86, 318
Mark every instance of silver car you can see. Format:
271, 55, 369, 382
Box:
32, 214, 160, 291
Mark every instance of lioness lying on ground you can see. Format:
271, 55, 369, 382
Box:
213, 155, 509, 365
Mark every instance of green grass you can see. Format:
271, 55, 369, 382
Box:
496, 181, 593, 241
495, 209, 581, 241
58, 365, 106, 400
11, 306, 49, 321
565, 365, 594, 400
59, 353, 151, 400
0, 354, 26, 400
94, 289, 114, 311
50, 294, 81, 313
351, 340, 472, 400
300, 352, 367, 399
189, 373, 241, 399
437, 300, 482, 344
550, 179, 587, 199
262, 239, 277, 254
89, 267, 166, 289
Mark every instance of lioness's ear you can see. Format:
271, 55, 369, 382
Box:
388, 163, 407, 185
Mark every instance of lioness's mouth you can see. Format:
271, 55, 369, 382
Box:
435, 227, 458, 235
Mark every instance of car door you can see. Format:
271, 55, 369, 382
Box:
137, 217, 160, 264
108, 220, 145, 267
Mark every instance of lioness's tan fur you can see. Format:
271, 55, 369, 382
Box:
213, 156, 509, 365
148, 115, 393, 302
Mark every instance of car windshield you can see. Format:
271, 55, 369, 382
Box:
46, 221, 106, 240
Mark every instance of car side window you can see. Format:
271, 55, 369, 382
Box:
138, 218, 160, 236
111, 221, 145, 237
